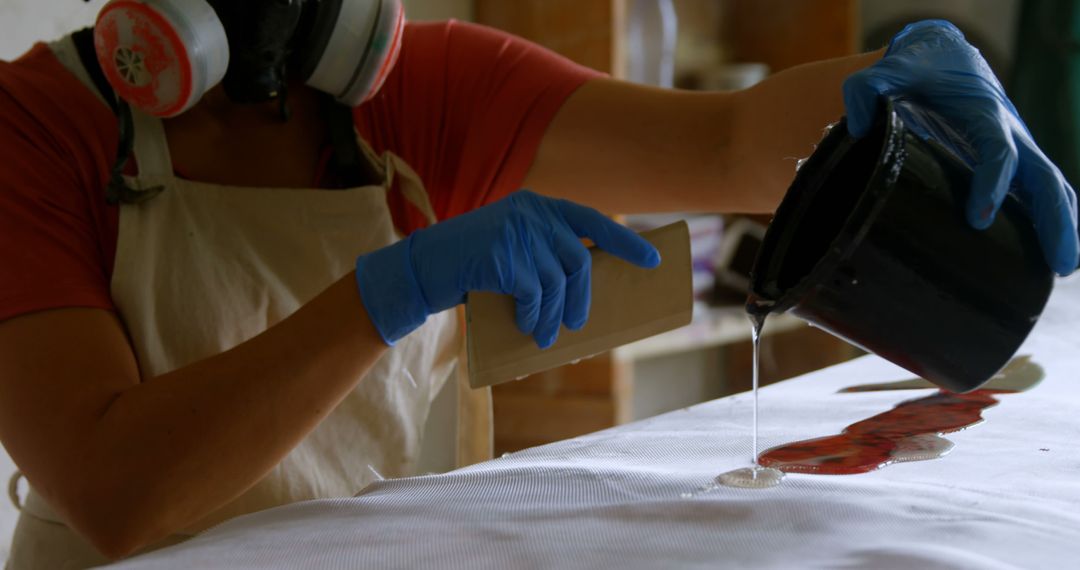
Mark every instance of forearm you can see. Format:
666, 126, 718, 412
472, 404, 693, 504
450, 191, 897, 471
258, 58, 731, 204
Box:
526, 50, 883, 214
726, 49, 884, 212
74, 273, 387, 557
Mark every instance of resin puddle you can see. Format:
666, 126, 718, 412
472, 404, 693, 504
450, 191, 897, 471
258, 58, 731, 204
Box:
758, 356, 1043, 474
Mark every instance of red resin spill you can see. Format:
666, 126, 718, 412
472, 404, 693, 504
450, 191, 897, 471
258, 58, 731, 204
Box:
758, 389, 1013, 475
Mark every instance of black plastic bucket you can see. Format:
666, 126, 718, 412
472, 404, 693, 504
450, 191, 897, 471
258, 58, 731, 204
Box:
749, 100, 1053, 393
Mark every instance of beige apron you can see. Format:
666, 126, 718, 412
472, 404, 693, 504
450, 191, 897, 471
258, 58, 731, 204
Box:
7, 37, 489, 570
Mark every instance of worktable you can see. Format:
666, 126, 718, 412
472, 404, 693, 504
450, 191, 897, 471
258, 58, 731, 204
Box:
108, 276, 1080, 569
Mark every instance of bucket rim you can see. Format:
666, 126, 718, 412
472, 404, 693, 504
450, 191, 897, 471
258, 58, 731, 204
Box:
750, 101, 910, 313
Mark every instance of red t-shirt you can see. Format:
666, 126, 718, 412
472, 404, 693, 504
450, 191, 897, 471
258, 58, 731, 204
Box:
0, 21, 600, 323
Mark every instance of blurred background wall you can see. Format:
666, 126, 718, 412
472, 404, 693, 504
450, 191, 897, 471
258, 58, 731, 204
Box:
0, 1, 1030, 82
0, 0, 473, 60
861, 0, 1019, 75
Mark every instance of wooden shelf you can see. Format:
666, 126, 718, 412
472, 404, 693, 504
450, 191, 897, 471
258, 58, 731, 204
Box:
727, 0, 859, 72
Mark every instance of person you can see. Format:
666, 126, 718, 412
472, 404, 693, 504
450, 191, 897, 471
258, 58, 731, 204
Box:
0, 0, 1075, 567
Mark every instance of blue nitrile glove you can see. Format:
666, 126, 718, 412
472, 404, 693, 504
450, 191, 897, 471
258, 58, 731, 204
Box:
843, 19, 1080, 275
355, 190, 661, 348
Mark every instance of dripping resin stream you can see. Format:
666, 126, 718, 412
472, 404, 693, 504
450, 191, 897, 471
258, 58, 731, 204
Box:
715, 298, 785, 489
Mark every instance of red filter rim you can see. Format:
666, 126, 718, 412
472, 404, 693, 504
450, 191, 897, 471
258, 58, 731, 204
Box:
95, 0, 194, 117
363, 1, 406, 103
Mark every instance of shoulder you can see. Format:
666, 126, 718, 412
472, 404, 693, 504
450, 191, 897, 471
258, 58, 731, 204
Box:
0, 40, 119, 246
399, 19, 601, 76
359, 19, 602, 151
401, 18, 525, 47
357, 20, 603, 229
400, 19, 505, 47
0, 41, 119, 171
0, 41, 120, 322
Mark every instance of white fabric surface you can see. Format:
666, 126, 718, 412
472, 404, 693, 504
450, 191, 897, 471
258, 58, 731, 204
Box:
108, 276, 1080, 570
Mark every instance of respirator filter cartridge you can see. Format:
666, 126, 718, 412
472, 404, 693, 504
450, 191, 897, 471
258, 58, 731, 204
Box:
94, 0, 229, 117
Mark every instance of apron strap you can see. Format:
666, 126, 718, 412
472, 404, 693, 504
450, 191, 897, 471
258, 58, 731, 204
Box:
130, 110, 176, 179
8, 472, 65, 524
72, 26, 176, 179
384, 152, 439, 227
50, 31, 165, 204
8, 470, 24, 511
352, 134, 440, 228
351, 137, 486, 466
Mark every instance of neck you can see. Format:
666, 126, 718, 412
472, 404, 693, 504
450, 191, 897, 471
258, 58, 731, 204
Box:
186, 77, 322, 129
161, 80, 333, 188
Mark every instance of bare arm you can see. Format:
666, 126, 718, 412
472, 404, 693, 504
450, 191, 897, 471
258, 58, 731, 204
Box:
523, 50, 884, 214
0, 273, 387, 559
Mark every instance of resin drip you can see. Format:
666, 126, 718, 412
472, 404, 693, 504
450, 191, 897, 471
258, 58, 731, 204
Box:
758, 389, 1014, 474
714, 298, 785, 489
750, 310, 763, 463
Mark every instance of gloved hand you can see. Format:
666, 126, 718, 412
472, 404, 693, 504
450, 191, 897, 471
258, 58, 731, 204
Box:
355, 190, 661, 348
843, 19, 1079, 275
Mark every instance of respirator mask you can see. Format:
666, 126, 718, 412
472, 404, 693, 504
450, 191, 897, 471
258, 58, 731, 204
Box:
91, 0, 405, 117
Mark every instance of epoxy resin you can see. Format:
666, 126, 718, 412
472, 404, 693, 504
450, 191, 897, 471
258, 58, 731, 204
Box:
718, 466, 785, 489
758, 389, 1012, 474
716, 303, 784, 489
